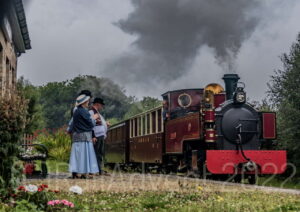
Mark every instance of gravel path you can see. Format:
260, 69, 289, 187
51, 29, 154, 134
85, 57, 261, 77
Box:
25, 172, 300, 195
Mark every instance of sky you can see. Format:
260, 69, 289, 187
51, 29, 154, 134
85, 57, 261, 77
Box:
18, 0, 300, 100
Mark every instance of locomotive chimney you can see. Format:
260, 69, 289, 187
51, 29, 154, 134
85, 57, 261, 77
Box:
222, 74, 240, 100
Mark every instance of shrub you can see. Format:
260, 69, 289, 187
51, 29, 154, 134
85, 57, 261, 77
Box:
36, 127, 71, 162
0, 93, 28, 198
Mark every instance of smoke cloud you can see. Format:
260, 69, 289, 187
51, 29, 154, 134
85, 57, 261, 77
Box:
105, 0, 264, 89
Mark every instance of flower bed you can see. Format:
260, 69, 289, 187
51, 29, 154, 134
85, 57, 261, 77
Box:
1, 183, 300, 211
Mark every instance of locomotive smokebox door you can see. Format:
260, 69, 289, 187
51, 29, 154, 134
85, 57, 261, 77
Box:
215, 102, 260, 150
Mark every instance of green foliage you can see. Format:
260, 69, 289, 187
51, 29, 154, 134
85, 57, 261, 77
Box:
268, 32, 300, 177
15, 200, 39, 212
123, 96, 161, 119
39, 75, 131, 129
14, 75, 161, 130
249, 99, 272, 112
0, 93, 28, 198
15, 189, 54, 210
16, 190, 300, 211
35, 160, 69, 173
36, 128, 71, 162
17, 77, 45, 134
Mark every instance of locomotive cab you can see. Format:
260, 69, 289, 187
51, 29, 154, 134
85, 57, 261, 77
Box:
161, 89, 203, 120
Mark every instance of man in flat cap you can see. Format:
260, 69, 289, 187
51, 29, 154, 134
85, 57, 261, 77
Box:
89, 97, 109, 175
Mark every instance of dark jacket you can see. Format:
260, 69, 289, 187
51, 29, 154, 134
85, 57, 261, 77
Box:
72, 106, 95, 133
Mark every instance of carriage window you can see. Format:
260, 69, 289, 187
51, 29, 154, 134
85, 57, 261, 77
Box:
134, 118, 138, 137
152, 111, 156, 133
138, 117, 142, 136
146, 113, 150, 134
157, 109, 162, 132
130, 120, 132, 137
142, 115, 146, 135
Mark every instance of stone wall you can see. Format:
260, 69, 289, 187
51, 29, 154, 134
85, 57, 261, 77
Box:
0, 29, 17, 97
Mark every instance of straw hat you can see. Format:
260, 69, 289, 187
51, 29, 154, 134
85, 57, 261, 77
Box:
75, 94, 90, 106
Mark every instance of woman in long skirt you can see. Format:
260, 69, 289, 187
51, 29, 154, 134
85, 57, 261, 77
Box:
68, 94, 99, 178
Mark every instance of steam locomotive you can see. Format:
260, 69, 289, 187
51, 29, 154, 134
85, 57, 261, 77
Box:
105, 74, 286, 184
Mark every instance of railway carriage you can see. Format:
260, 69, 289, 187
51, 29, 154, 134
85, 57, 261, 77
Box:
105, 74, 287, 184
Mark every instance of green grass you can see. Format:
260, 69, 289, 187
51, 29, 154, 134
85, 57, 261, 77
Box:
2, 190, 299, 212
257, 176, 300, 190
34, 160, 69, 173
49, 191, 300, 211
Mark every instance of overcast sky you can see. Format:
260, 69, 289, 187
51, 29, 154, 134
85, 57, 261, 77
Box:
19, 0, 300, 100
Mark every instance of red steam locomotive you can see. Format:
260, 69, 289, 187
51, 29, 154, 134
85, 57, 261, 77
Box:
105, 74, 286, 184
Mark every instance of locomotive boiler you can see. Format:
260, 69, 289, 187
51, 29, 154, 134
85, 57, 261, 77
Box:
105, 74, 286, 184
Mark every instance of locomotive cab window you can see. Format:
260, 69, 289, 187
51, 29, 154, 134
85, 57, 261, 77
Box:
178, 93, 192, 108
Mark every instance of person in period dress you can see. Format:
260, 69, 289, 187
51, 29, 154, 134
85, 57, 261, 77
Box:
89, 97, 109, 175
67, 90, 93, 178
68, 94, 99, 179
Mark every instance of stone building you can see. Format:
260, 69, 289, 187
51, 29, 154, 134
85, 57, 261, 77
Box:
0, 0, 31, 96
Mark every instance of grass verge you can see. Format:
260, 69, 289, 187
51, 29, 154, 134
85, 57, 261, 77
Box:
1, 190, 300, 211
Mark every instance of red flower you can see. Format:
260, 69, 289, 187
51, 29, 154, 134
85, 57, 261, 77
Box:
38, 187, 43, 192
39, 184, 48, 189
10, 194, 17, 197
17, 186, 25, 191
54, 190, 59, 193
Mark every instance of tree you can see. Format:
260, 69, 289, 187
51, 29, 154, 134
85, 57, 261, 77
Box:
39, 75, 131, 129
268, 33, 300, 177
17, 77, 45, 133
123, 96, 161, 120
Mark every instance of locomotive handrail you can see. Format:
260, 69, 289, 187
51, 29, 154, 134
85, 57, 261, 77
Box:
239, 118, 259, 121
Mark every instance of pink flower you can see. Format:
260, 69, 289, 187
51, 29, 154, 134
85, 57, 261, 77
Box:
47, 199, 75, 208
47, 201, 55, 206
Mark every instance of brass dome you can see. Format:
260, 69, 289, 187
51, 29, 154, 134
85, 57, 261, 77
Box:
204, 83, 225, 105
204, 83, 224, 94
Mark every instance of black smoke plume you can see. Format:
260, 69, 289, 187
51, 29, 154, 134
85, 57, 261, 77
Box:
105, 0, 263, 89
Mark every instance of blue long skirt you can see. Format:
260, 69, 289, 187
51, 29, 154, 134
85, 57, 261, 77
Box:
69, 141, 99, 174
